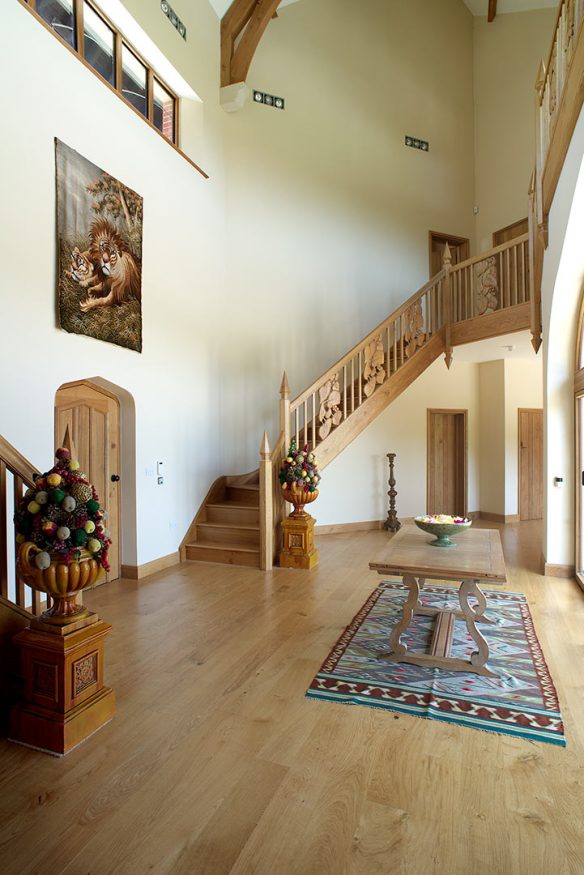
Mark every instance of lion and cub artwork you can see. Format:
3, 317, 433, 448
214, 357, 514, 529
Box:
56, 139, 143, 352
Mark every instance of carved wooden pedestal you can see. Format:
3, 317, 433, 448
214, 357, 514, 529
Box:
279, 514, 319, 569
9, 614, 115, 756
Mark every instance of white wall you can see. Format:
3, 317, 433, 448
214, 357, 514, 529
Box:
473, 8, 556, 251
504, 358, 543, 516
317, 357, 481, 525
478, 360, 506, 515
0, 0, 478, 564
541, 107, 584, 568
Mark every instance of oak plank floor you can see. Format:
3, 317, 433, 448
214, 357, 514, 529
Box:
1, 521, 584, 874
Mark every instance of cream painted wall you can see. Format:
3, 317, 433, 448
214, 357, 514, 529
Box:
0, 1, 478, 564
473, 8, 556, 251
478, 361, 506, 515
317, 357, 481, 526
504, 358, 544, 516
541, 107, 584, 568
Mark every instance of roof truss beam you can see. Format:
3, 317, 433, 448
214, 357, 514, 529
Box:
221, 0, 281, 87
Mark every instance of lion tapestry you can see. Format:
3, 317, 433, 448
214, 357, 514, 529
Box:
56, 139, 143, 352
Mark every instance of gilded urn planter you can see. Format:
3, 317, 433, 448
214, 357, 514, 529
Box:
17, 541, 102, 625
283, 484, 319, 519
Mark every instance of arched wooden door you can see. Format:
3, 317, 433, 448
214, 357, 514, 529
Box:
55, 382, 120, 582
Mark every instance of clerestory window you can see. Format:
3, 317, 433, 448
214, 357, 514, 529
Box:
22, 0, 178, 146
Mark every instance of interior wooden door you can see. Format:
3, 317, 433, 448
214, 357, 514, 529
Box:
492, 217, 528, 247
519, 408, 543, 521
427, 410, 467, 516
55, 383, 120, 582
429, 232, 470, 278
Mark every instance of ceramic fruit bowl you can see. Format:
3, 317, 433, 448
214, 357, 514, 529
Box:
414, 514, 472, 548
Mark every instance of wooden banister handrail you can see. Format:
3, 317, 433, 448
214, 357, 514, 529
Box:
0, 435, 41, 615
451, 234, 529, 273
0, 436, 39, 487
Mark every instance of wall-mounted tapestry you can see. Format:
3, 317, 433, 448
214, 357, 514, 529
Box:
55, 139, 143, 352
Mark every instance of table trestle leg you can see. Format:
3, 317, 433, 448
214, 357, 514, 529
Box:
459, 579, 498, 678
388, 573, 424, 656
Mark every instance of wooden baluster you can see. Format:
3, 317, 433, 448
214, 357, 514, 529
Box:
303, 400, 308, 447
400, 315, 404, 367
0, 460, 7, 600
13, 475, 26, 608
393, 319, 397, 370
358, 350, 363, 406
294, 409, 299, 446
442, 243, 453, 368
343, 367, 347, 420
280, 372, 290, 453
386, 324, 391, 377
31, 589, 42, 615
351, 357, 355, 413
469, 265, 475, 320
424, 290, 429, 343
259, 432, 273, 572
312, 392, 317, 449
514, 244, 519, 305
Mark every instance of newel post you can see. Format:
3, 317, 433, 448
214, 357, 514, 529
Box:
280, 372, 290, 452
442, 242, 453, 369
259, 431, 273, 571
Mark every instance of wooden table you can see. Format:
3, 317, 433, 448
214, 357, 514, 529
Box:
369, 525, 507, 677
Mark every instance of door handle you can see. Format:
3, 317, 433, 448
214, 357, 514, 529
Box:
111, 474, 120, 482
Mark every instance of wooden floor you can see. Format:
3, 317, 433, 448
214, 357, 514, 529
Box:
1, 521, 584, 874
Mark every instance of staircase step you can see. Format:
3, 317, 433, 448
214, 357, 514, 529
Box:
225, 485, 259, 505
206, 501, 259, 525
184, 541, 260, 568
196, 521, 260, 547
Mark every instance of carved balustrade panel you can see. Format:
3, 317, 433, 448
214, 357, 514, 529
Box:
363, 335, 386, 397
475, 256, 499, 316
318, 373, 342, 440
403, 301, 425, 359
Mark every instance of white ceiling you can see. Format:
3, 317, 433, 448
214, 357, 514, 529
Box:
463, 0, 557, 14
451, 330, 538, 362
207, 0, 299, 19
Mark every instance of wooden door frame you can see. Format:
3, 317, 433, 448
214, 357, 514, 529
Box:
54, 379, 121, 581
426, 408, 468, 516
575, 389, 584, 590
518, 407, 543, 522
428, 231, 470, 278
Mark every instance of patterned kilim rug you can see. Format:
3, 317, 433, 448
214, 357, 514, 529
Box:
306, 582, 566, 746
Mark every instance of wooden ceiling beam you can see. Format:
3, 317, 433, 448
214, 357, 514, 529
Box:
488, 0, 497, 22
221, 0, 281, 87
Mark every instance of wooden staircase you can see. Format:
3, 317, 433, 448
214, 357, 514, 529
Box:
182, 233, 537, 570
181, 475, 261, 567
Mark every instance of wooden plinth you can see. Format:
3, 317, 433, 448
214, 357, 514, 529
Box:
9, 615, 115, 756
279, 513, 319, 569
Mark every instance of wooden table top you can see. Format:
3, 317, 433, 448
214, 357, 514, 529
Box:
369, 524, 507, 583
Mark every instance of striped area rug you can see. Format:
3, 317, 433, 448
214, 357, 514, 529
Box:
306, 582, 566, 746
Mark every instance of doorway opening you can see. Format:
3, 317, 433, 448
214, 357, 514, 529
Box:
427, 409, 467, 517
54, 379, 135, 583
428, 231, 470, 279
518, 408, 543, 521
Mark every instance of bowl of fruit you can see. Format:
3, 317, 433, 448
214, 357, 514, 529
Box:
414, 514, 472, 548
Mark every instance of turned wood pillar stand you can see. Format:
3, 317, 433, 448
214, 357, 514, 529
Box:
9, 612, 115, 756
383, 453, 401, 534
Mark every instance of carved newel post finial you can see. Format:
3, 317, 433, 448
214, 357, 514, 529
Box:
383, 453, 401, 533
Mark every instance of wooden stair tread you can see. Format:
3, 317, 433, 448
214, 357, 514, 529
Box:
197, 521, 259, 532
207, 501, 259, 510
186, 541, 259, 554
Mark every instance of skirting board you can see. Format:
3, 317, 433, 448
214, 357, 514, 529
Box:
479, 512, 520, 524
541, 554, 576, 579
121, 551, 179, 580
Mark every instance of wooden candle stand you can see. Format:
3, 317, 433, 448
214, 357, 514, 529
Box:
9, 612, 115, 756
279, 513, 319, 569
